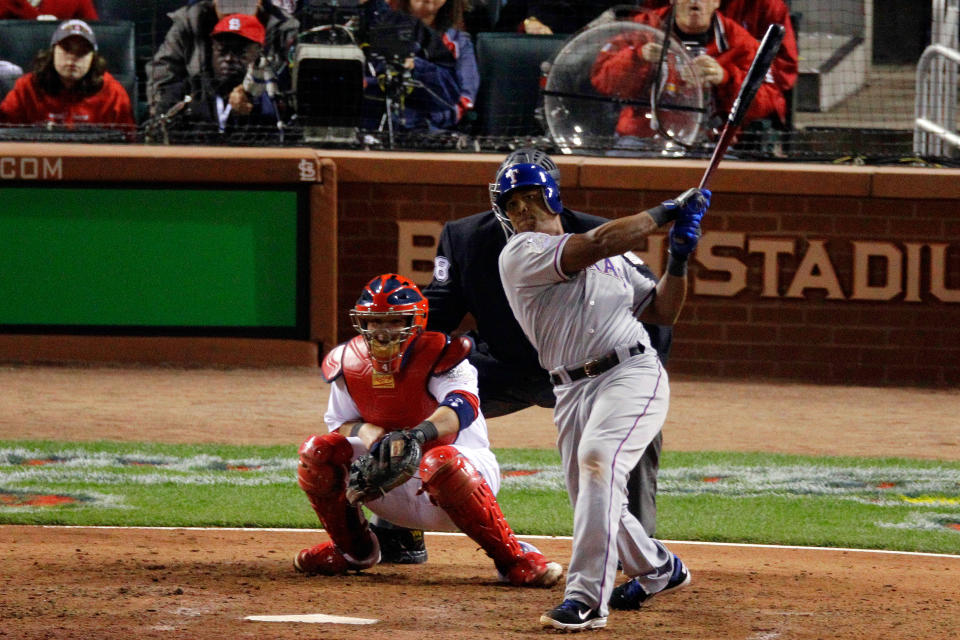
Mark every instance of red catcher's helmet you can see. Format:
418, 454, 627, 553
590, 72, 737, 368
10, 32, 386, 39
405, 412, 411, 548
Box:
350, 273, 428, 372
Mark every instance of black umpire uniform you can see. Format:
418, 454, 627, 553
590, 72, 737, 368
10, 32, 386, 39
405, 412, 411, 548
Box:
424, 206, 669, 537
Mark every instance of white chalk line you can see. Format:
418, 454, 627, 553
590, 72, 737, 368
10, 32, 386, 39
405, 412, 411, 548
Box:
39, 525, 960, 560
245, 614, 377, 625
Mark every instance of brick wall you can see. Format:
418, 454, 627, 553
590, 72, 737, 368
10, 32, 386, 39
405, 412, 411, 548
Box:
328, 152, 960, 388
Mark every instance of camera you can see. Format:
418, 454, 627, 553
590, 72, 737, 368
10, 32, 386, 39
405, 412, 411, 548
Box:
291, 0, 429, 143
292, 0, 366, 140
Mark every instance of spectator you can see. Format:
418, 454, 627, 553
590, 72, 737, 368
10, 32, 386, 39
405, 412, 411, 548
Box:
155, 13, 283, 143
146, 0, 298, 118
590, 0, 785, 143
496, 0, 624, 35
643, 0, 798, 126
0, 19, 133, 127
0, 0, 97, 20
362, 0, 479, 132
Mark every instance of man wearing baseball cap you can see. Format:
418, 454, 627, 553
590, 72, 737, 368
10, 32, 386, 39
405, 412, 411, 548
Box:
145, 0, 298, 119
0, 18, 134, 127
157, 13, 282, 143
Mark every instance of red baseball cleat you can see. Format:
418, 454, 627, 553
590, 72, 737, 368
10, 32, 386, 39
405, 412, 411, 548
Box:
293, 539, 380, 576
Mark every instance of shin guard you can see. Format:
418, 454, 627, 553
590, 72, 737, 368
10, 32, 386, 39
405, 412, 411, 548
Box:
419, 446, 524, 572
298, 432, 375, 560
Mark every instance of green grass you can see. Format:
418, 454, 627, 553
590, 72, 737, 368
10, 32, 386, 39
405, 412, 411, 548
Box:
2, 440, 958, 555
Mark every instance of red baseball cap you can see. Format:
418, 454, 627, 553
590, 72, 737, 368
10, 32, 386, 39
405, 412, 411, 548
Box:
211, 13, 265, 46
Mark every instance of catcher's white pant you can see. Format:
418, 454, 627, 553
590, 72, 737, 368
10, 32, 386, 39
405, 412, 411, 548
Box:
346, 438, 501, 532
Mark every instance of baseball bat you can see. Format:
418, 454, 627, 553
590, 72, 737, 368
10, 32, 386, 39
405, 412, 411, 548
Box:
698, 23, 786, 190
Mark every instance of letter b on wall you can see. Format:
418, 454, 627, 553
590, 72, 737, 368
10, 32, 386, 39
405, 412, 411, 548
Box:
397, 220, 443, 286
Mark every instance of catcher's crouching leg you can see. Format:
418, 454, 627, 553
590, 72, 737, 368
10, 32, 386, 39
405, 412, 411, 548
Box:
295, 433, 379, 575
419, 446, 562, 587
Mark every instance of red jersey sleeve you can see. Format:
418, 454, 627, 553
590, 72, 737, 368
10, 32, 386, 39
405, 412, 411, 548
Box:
590, 10, 665, 98
0, 75, 38, 124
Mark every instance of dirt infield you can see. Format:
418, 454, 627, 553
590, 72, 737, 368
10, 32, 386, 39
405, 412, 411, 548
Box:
1, 365, 959, 639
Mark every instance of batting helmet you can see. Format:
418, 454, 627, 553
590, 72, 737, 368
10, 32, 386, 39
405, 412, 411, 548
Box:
350, 273, 428, 372
493, 163, 564, 232
490, 150, 561, 238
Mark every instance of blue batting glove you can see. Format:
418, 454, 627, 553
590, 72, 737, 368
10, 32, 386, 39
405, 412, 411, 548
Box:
669, 219, 702, 259
649, 188, 710, 226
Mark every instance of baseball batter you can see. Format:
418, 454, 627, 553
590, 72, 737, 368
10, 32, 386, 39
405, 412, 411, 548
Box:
496, 164, 709, 631
294, 273, 562, 589
424, 148, 669, 540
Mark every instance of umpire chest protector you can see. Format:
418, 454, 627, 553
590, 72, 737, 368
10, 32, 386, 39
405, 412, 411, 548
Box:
322, 332, 471, 443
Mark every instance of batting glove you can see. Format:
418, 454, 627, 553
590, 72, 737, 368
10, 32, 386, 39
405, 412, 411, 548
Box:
666, 212, 703, 276
649, 188, 712, 226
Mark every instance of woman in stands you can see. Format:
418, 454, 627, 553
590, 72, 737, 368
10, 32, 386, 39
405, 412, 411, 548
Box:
0, 19, 134, 127
0, 0, 97, 20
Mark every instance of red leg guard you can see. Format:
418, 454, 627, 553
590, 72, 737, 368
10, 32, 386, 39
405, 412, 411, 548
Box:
298, 433, 374, 560
419, 446, 524, 571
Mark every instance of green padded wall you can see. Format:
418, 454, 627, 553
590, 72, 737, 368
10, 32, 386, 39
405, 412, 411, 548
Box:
0, 186, 303, 334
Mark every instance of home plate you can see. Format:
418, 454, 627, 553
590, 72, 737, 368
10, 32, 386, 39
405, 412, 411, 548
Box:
245, 614, 378, 625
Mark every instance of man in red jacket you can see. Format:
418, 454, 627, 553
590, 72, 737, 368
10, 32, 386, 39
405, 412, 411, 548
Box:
591, 0, 785, 141
0, 0, 97, 20
643, 0, 798, 122
0, 19, 134, 127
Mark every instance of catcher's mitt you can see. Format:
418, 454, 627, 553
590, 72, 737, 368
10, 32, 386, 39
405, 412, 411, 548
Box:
345, 421, 438, 505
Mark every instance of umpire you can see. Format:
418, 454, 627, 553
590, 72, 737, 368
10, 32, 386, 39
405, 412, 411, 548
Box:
423, 148, 669, 537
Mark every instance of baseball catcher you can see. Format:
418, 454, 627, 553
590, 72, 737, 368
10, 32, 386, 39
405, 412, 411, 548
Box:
294, 273, 563, 587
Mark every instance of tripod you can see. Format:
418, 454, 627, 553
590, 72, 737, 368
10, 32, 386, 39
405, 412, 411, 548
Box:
374, 56, 459, 148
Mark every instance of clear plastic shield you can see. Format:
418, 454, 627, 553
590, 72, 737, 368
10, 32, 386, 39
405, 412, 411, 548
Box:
543, 19, 707, 156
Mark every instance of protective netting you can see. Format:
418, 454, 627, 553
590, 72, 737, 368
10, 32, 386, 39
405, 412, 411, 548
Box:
0, 1, 956, 166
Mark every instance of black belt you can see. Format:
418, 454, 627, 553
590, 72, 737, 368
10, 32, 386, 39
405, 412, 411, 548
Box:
549, 343, 645, 385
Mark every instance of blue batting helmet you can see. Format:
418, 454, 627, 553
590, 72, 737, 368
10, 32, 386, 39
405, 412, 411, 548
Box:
493, 163, 563, 231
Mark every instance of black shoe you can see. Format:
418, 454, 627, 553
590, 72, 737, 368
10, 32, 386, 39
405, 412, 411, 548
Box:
540, 599, 607, 632
609, 554, 690, 610
371, 523, 428, 564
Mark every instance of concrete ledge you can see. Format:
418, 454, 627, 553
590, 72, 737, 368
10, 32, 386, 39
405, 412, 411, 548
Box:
871, 167, 960, 199
0, 142, 321, 184
321, 152, 898, 197
323, 150, 508, 185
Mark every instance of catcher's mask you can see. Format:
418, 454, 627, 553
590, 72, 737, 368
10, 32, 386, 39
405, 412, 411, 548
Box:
490, 151, 561, 238
350, 273, 428, 372
493, 163, 563, 234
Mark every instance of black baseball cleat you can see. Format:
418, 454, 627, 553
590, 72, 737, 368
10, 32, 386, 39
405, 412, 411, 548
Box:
609, 554, 691, 610
540, 599, 607, 632
371, 523, 428, 564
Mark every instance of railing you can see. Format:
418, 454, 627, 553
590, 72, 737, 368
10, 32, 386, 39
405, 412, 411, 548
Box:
914, 0, 960, 157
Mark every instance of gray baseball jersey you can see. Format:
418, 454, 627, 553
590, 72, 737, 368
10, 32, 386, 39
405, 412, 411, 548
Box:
498, 232, 657, 372
499, 230, 677, 616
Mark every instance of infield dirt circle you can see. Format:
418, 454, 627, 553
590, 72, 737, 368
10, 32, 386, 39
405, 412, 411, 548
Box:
1, 366, 959, 639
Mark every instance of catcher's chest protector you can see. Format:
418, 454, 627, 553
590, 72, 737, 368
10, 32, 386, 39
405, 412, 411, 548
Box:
340, 333, 465, 443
